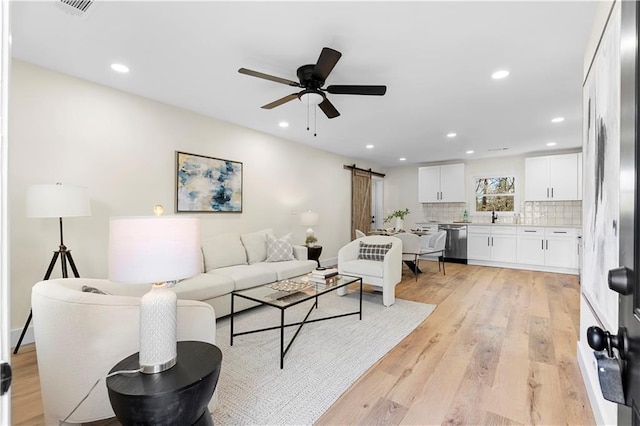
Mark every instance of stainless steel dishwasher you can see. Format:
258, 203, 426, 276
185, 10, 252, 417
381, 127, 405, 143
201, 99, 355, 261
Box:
438, 224, 468, 264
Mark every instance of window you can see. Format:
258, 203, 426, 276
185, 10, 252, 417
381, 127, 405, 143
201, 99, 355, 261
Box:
474, 176, 515, 212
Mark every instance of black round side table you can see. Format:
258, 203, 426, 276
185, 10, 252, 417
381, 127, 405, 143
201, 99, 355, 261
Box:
307, 245, 322, 267
106, 341, 222, 426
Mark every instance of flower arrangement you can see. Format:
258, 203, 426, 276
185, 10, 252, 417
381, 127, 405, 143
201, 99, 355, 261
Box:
305, 235, 318, 245
383, 208, 410, 223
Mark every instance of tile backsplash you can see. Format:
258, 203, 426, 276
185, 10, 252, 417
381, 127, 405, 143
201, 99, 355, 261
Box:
420, 201, 582, 226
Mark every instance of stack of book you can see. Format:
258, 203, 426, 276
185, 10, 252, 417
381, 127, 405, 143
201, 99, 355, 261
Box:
309, 267, 338, 284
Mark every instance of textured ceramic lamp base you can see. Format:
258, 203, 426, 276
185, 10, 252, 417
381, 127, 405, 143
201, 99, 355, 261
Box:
139, 283, 177, 374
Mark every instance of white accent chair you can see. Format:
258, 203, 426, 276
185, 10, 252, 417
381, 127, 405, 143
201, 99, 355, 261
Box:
31, 278, 217, 425
355, 229, 366, 239
395, 232, 422, 281
337, 235, 402, 306
419, 230, 447, 275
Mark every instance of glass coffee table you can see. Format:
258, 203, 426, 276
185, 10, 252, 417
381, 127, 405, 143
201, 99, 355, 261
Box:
230, 274, 363, 369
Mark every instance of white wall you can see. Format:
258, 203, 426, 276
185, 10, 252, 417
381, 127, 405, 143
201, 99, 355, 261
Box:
384, 155, 534, 228
8, 60, 382, 331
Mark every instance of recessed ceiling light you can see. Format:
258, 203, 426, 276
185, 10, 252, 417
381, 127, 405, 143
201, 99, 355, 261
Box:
491, 70, 509, 80
399, 157, 406, 161
110, 63, 130, 73
466, 150, 474, 154
447, 132, 457, 138
366, 144, 374, 149
547, 142, 557, 147
278, 121, 289, 128
551, 117, 565, 123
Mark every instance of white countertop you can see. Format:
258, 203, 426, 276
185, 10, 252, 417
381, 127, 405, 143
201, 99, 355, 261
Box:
416, 222, 581, 229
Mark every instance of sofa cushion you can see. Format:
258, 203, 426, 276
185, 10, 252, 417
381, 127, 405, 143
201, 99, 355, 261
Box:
358, 242, 392, 262
266, 233, 294, 262
202, 232, 247, 271
260, 259, 317, 280
213, 264, 277, 291
172, 273, 235, 301
340, 259, 384, 278
240, 228, 274, 264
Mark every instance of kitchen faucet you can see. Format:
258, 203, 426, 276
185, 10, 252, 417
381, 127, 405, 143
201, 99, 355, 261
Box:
491, 211, 498, 224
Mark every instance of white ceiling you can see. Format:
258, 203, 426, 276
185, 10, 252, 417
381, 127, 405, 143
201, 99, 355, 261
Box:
10, 1, 598, 167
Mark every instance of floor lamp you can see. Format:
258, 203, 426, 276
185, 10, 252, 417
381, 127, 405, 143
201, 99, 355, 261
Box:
13, 183, 91, 354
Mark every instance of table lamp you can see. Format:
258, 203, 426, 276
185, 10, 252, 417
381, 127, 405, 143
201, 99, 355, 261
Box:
108, 208, 200, 374
300, 210, 319, 245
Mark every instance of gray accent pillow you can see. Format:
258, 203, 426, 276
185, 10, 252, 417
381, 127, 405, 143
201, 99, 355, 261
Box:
358, 242, 392, 261
266, 233, 295, 262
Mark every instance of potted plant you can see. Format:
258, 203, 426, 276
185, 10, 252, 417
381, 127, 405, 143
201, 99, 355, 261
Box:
384, 208, 410, 231
305, 234, 318, 247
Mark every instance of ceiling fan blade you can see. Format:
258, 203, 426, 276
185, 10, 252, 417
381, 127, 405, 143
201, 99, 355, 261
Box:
312, 47, 342, 82
261, 93, 299, 109
326, 85, 387, 96
318, 98, 340, 119
238, 68, 300, 87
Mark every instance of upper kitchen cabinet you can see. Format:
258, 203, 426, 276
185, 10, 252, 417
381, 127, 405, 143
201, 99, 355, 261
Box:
418, 163, 465, 203
524, 153, 581, 201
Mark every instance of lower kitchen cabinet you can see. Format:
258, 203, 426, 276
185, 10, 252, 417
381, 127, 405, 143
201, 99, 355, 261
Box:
516, 227, 577, 268
468, 226, 517, 263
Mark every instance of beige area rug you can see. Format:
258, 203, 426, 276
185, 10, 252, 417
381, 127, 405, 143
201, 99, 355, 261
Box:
212, 290, 436, 425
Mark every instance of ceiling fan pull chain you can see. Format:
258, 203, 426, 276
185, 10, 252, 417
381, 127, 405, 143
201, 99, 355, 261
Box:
314, 105, 317, 137
306, 94, 310, 131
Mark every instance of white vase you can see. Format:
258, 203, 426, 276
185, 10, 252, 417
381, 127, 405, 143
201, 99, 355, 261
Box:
395, 218, 404, 231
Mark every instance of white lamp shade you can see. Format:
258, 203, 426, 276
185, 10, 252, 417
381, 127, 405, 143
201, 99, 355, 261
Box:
300, 210, 319, 227
26, 184, 91, 218
108, 216, 201, 284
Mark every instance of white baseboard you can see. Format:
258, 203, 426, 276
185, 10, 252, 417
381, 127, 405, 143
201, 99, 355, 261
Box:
319, 256, 337, 268
467, 259, 578, 275
10, 325, 34, 349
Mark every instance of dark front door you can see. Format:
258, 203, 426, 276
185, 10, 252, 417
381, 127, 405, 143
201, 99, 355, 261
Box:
588, 2, 640, 422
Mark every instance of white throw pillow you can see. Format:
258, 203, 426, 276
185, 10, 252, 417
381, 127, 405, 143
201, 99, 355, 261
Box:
202, 232, 247, 271
241, 228, 274, 264
265, 233, 295, 262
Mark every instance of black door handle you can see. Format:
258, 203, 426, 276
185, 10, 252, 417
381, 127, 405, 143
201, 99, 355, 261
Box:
0, 362, 11, 396
608, 266, 634, 295
587, 326, 628, 359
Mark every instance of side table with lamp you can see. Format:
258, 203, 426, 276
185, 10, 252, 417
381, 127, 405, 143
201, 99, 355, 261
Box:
106, 206, 222, 425
301, 210, 322, 267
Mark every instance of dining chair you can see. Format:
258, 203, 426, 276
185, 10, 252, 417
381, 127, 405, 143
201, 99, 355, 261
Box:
395, 232, 422, 281
355, 229, 366, 239
418, 230, 447, 275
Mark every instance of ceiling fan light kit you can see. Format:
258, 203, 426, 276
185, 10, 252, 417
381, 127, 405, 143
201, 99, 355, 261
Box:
239, 47, 387, 135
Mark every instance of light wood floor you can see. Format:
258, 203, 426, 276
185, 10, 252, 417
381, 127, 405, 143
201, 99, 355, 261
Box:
11, 263, 594, 425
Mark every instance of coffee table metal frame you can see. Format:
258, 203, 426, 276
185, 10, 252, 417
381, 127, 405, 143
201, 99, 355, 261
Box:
230, 274, 363, 369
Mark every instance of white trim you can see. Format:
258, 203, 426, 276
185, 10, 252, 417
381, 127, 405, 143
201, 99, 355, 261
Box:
577, 345, 611, 426
10, 326, 34, 349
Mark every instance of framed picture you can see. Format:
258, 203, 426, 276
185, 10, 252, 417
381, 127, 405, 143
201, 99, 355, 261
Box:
176, 151, 243, 213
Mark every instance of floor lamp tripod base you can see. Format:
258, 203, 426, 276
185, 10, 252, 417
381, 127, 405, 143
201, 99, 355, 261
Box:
13, 246, 79, 354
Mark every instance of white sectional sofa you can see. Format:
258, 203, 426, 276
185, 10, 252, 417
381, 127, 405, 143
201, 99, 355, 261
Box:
102, 228, 317, 317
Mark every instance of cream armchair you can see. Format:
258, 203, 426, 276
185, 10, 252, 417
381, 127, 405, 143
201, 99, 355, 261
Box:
337, 235, 402, 306
31, 278, 217, 425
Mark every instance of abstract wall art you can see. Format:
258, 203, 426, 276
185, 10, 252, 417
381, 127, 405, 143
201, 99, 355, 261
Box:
176, 151, 243, 213
581, 5, 620, 331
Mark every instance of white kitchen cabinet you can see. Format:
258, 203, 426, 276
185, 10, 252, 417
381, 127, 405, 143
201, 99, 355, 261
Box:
516, 227, 577, 268
524, 153, 580, 201
418, 163, 465, 203
468, 225, 516, 262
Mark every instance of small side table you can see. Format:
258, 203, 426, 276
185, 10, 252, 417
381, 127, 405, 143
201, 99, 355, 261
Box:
106, 341, 222, 426
307, 244, 322, 267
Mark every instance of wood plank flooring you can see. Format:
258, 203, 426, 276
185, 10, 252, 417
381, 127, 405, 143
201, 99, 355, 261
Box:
10, 263, 595, 425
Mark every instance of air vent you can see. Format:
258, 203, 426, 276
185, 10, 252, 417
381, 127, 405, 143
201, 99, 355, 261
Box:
57, 0, 95, 17
488, 147, 509, 152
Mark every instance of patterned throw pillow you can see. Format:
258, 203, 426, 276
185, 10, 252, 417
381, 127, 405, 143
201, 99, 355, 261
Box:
358, 242, 392, 261
266, 233, 295, 262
